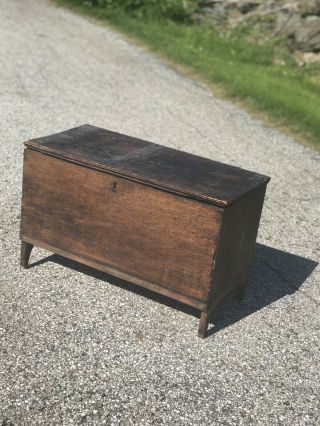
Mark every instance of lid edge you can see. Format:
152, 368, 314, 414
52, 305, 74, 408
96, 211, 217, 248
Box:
24, 140, 270, 208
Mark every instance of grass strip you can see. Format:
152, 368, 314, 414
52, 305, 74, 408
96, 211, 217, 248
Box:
54, 0, 320, 149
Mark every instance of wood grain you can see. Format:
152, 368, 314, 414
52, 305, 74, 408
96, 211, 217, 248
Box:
25, 124, 270, 208
20, 125, 270, 337
21, 235, 207, 311
208, 184, 268, 316
21, 149, 222, 302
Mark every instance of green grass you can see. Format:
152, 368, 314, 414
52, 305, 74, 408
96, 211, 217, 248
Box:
55, 0, 320, 149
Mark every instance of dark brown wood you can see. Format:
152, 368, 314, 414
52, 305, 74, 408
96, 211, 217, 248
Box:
20, 241, 33, 268
21, 235, 207, 311
25, 124, 270, 208
21, 149, 221, 303
20, 125, 270, 338
208, 184, 268, 314
198, 311, 209, 339
235, 286, 246, 303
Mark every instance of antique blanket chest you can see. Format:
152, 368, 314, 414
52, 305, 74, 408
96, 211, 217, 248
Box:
20, 124, 270, 338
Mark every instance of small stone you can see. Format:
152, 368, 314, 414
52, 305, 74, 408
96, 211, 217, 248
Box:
295, 16, 320, 51
299, 0, 320, 16
237, 1, 261, 14
276, 12, 302, 37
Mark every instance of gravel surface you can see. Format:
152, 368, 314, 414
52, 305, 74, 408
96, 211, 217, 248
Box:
0, 0, 319, 425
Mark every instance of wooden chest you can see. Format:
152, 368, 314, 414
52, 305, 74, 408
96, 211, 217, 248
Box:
20, 125, 270, 337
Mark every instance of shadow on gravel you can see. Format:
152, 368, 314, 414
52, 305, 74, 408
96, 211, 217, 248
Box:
29, 243, 318, 337
206, 243, 318, 336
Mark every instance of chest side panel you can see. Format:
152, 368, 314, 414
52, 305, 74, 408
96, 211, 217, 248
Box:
208, 184, 267, 312
21, 149, 221, 302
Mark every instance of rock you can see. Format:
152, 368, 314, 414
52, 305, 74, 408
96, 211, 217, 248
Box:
228, 7, 244, 26
281, 1, 300, 14
208, 3, 229, 21
276, 12, 302, 37
237, 1, 261, 14
295, 50, 320, 64
193, 2, 228, 24
294, 16, 320, 51
299, 0, 320, 16
196, 0, 320, 52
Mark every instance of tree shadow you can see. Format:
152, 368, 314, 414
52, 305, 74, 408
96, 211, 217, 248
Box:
29, 243, 318, 336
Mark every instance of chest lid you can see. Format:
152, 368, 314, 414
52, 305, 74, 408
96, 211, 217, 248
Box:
24, 124, 270, 208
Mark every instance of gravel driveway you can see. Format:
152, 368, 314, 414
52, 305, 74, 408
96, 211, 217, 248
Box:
0, 0, 319, 425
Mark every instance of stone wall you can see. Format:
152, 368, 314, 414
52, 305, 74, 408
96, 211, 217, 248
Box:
196, 1, 320, 52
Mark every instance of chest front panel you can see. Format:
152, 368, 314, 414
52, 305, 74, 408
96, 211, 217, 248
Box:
21, 149, 222, 302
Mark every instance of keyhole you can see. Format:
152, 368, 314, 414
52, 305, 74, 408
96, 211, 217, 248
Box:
112, 182, 117, 193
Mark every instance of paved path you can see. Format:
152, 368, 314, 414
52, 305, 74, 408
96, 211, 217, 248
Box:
0, 1, 319, 424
